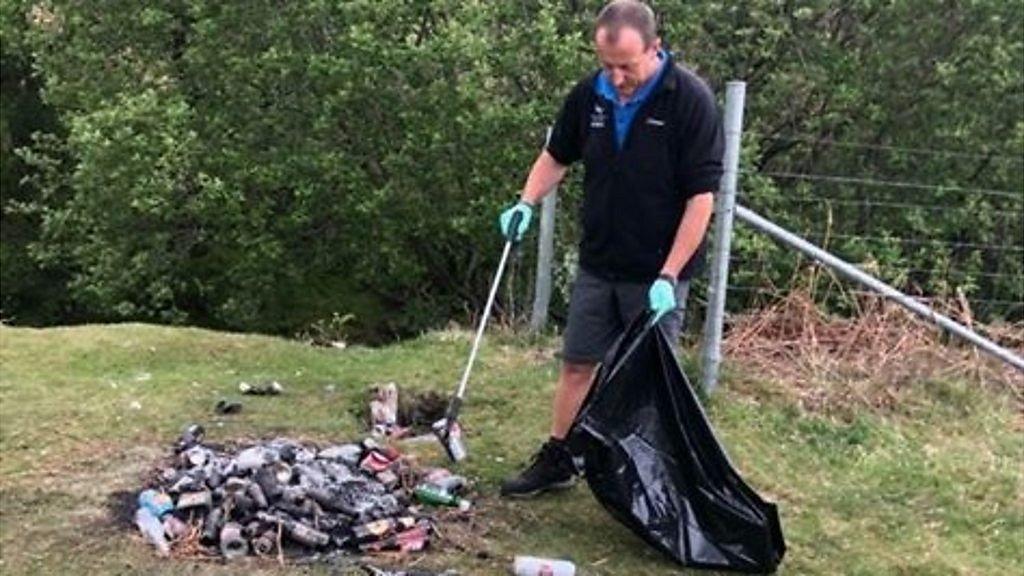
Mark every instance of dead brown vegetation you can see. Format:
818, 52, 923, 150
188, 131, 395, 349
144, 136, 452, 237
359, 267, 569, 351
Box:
722, 288, 1024, 415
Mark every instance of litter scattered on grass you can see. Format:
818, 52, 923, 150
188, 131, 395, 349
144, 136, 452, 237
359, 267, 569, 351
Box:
363, 383, 448, 440
213, 399, 242, 415
512, 555, 576, 575
131, 423, 471, 569
239, 380, 285, 396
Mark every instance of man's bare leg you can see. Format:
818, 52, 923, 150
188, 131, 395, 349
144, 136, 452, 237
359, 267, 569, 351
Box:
550, 361, 597, 439
500, 361, 596, 497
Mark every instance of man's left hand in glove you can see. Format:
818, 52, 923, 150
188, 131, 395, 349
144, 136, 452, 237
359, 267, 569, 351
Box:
648, 273, 678, 323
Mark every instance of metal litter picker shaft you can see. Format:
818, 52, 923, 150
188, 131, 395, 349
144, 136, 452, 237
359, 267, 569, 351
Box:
434, 212, 523, 462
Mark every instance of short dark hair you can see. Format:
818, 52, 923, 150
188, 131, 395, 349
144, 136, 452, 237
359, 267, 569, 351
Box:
595, 0, 658, 47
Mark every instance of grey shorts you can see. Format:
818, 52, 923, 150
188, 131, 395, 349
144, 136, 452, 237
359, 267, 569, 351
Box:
561, 267, 690, 364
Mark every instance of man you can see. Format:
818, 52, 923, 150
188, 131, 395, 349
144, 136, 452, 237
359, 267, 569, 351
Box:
497, 0, 724, 498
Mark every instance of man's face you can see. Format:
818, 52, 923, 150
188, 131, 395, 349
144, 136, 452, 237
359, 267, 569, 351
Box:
594, 26, 661, 101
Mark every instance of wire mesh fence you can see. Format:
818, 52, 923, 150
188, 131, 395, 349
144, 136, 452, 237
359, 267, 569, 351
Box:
514, 127, 1023, 346
680, 133, 1024, 345
735, 136, 1020, 311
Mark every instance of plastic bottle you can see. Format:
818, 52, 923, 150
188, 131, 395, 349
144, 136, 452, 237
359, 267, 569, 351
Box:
413, 483, 471, 511
134, 507, 170, 556
138, 489, 173, 518
513, 556, 576, 576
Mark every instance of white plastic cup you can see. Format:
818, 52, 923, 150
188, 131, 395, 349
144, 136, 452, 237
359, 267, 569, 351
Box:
513, 555, 576, 576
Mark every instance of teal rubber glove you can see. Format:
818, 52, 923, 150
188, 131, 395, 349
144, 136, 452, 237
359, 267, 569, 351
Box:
498, 201, 533, 242
648, 275, 677, 323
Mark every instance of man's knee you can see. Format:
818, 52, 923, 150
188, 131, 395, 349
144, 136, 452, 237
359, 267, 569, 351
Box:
561, 361, 596, 386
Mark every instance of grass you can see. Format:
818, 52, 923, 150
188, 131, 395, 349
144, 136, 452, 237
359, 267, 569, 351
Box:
0, 323, 1021, 575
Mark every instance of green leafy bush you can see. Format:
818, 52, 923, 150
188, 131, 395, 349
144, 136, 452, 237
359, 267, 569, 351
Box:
2, 1, 1020, 336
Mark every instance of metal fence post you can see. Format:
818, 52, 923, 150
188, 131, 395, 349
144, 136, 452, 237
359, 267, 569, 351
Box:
530, 127, 557, 333
701, 81, 746, 393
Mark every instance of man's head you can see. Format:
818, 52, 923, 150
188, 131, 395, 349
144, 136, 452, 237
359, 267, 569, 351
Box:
594, 0, 662, 101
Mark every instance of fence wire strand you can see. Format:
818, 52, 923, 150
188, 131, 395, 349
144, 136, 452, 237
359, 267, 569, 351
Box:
766, 196, 1024, 215
800, 234, 1024, 253
749, 170, 1023, 200
718, 152, 1024, 319
724, 286, 1023, 309
755, 134, 1024, 164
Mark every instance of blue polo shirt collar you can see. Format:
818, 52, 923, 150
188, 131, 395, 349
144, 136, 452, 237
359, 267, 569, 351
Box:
595, 50, 669, 149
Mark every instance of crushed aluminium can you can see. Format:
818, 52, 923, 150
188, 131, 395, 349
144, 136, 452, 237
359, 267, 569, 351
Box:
432, 419, 467, 462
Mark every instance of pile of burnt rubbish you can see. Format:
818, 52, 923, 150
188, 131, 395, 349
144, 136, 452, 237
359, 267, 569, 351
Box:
133, 423, 470, 562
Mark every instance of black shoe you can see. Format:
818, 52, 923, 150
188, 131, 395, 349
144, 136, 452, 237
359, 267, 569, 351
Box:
500, 439, 578, 498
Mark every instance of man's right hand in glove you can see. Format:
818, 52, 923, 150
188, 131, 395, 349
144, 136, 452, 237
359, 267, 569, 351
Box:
498, 200, 534, 242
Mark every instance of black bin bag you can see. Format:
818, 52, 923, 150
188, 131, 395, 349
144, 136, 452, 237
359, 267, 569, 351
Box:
569, 312, 786, 573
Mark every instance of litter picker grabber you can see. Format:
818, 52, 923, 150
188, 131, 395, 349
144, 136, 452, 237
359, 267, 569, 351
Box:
433, 211, 524, 462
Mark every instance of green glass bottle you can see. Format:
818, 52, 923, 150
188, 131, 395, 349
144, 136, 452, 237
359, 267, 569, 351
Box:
414, 483, 471, 511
